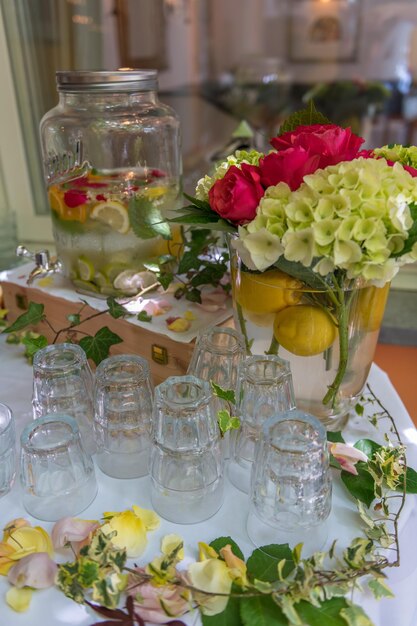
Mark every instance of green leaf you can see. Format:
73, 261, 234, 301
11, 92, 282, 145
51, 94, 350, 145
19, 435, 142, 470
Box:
209, 536, 244, 561
278, 101, 331, 135
183, 193, 213, 212
2, 302, 45, 334
185, 288, 202, 303
106, 297, 128, 319
191, 262, 228, 288
78, 327, 123, 366
211, 381, 236, 404
246, 544, 295, 583
128, 196, 171, 240
217, 409, 240, 434
202, 597, 243, 626
397, 466, 417, 494
354, 439, 381, 459
67, 313, 81, 326
21, 334, 48, 359
240, 595, 287, 626
368, 578, 394, 600
137, 311, 152, 322
78, 559, 100, 587
327, 431, 345, 444
341, 464, 375, 507
170, 212, 236, 232
340, 604, 375, 626
178, 250, 201, 274
157, 272, 174, 290
355, 402, 364, 416
273, 256, 328, 290
297, 597, 350, 626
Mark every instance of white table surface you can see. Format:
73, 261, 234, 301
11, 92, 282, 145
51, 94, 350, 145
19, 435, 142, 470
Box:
0, 337, 417, 626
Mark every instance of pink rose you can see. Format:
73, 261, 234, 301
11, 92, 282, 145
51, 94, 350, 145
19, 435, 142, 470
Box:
271, 124, 364, 169
208, 164, 264, 225
128, 571, 190, 624
259, 147, 321, 190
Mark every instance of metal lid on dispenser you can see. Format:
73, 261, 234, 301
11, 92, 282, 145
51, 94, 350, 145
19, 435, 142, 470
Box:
56, 70, 158, 92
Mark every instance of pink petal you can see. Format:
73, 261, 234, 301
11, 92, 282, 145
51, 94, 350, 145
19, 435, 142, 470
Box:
337, 458, 359, 475
8, 553, 57, 589
51, 517, 99, 549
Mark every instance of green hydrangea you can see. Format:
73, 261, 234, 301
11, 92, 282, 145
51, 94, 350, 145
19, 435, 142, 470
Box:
237, 157, 417, 284
195, 149, 262, 201
373, 144, 417, 169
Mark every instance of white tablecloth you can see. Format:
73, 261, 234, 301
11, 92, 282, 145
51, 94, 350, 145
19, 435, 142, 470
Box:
0, 338, 416, 626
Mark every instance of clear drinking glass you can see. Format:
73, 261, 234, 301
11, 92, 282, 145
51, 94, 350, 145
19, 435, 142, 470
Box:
94, 355, 154, 478
0, 403, 16, 497
247, 410, 332, 553
187, 326, 246, 457
150, 375, 224, 524
32, 343, 96, 454
228, 355, 295, 493
20, 414, 97, 521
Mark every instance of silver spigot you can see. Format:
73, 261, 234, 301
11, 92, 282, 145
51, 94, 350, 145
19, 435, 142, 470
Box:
16, 245, 63, 285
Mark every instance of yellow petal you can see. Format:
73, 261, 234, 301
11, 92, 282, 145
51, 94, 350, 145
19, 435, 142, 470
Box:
161, 534, 184, 560
3, 519, 31, 541
101, 511, 147, 557
188, 559, 232, 616
198, 542, 218, 561
183, 310, 196, 321
132, 506, 160, 531
7, 527, 53, 557
6, 586, 33, 612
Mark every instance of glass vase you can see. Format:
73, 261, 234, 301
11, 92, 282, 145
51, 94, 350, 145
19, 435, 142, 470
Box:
230, 246, 390, 430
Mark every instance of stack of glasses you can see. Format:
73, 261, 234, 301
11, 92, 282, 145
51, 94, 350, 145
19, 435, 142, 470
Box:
1, 327, 332, 551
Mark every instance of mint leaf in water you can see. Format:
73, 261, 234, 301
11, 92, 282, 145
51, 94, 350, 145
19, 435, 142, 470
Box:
128, 196, 171, 240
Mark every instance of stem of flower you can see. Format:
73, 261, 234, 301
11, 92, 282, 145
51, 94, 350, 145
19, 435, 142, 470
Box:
236, 302, 252, 354
265, 335, 279, 355
322, 277, 349, 408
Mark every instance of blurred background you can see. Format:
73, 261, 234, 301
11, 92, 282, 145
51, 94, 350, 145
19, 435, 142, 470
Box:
0, 0, 416, 355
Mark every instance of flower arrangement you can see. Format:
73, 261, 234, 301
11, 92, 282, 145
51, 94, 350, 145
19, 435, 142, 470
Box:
173, 105, 417, 420
1, 387, 416, 625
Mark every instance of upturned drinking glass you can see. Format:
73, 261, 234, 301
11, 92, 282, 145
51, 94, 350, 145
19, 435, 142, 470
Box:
0, 403, 16, 497
228, 355, 295, 493
94, 355, 154, 478
32, 343, 96, 454
247, 410, 332, 553
187, 326, 246, 457
150, 375, 224, 524
20, 414, 97, 521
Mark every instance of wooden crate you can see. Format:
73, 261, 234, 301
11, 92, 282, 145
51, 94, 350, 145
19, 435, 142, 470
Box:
1, 278, 231, 385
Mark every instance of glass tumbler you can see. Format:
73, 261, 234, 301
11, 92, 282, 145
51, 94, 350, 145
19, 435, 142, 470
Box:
0, 403, 16, 497
150, 375, 224, 524
228, 355, 295, 493
20, 414, 97, 521
247, 410, 332, 553
187, 326, 246, 457
32, 343, 96, 454
94, 355, 154, 478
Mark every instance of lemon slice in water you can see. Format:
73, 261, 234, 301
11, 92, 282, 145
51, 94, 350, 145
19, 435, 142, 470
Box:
77, 255, 95, 281
91, 200, 130, 234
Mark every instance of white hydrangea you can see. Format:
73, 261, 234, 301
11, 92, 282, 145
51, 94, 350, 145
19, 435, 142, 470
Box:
238, 157, 417, 285
195, 149, 262, 201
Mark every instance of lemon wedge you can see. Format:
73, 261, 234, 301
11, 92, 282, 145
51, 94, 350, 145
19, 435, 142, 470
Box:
77, 255, 95, 281
90, 200, 129, 234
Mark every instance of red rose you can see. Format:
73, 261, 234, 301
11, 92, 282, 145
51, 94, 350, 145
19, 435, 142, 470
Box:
271, 124, 364, 169
259, 147, 321, 190
208, 163, 264, 224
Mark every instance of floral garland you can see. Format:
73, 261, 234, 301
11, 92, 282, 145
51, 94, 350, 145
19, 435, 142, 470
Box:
1, 385, 416, 626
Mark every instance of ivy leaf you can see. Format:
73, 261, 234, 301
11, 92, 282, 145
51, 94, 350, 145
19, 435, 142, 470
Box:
297, 597, 350, 626
278, 101, 331, 135
79, 327, 123, 366
340, 604, 375, 626
397, 466, 417, 494
178, 250, 201, 274
209, 536, 244, 561
21, 334, 48, 359
355, 402, 364, 416
137, 311, 152, 323
211, 381, 236, 404
246, 544, 295, 583
67, 313, 81, 326
368, 578, 395, 600
217, 409, 240, 435
327, 431, 345, 444
191, 262, 228, 288
157, 272, 174, 291
354, 439, 381, 459
341, 464, 375, 507
128, 196, 171, 240
2, 302, 45, 334
185, 288, 202, 303
240, 595, 287, 626
202, 597, 243, 626
106, 297, 129, 319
